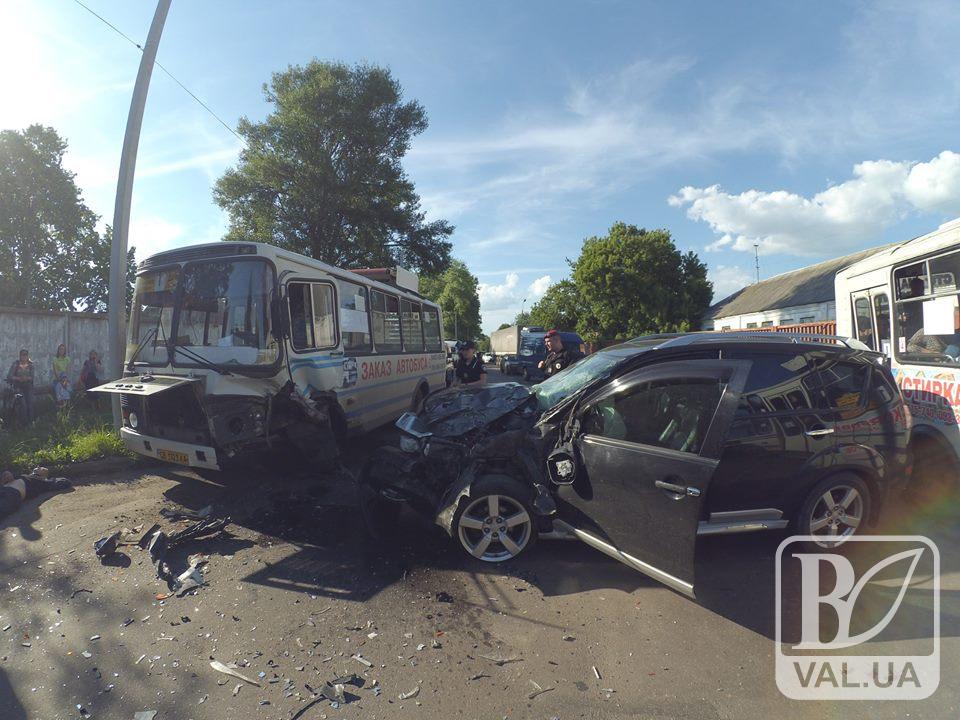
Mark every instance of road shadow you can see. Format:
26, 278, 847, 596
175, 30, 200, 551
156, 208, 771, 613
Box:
0, 668, 27, 720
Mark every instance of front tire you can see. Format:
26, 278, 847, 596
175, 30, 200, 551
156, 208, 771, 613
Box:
453, 475, 536, 563
794, 473, 871, 548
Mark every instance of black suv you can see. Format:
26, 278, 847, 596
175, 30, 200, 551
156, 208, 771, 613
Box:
363, 333, 911, 598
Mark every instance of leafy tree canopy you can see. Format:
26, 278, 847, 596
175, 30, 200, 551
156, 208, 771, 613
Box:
0, 125, 135, 312
528, 279, 584, 332
571, 223, 712, 342
214, 60, 453, 275
496, 322, 512, 331
420, 259, 482, 340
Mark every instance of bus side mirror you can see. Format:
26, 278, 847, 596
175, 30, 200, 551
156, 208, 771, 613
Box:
271, 292, 290, 341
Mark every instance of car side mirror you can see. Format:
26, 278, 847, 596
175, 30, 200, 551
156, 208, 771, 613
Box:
547, 444, 578, 485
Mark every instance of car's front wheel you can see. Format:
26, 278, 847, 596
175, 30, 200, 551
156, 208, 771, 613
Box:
795, 473, 871, 547
454, 476, 536, 563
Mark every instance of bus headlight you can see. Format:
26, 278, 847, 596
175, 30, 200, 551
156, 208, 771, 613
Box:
128, 412, 139, 429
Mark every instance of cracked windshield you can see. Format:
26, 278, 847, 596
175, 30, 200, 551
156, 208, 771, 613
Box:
0, 2, 958, 720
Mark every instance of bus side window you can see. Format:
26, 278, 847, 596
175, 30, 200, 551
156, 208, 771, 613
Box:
339, 280, 371, 352
422, 307, 442, 351
371, 290, 403, 353
288, 283, 314, 351
401, 299, 424, 351
311, 283, 336, 348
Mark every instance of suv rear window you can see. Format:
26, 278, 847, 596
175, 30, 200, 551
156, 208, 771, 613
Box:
811, 361, 869, 416
727, 351, 818, 415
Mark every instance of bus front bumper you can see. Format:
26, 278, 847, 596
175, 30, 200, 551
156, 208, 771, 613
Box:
120, 427, 220, 470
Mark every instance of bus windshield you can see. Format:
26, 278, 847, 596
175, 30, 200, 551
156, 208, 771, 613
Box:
128, 259, 280, 368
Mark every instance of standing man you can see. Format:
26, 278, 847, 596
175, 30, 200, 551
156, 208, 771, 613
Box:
454, 340, 487, 386
538, 330, 578, 379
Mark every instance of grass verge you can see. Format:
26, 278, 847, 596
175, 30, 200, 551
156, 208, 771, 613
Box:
0, 402, 131, 472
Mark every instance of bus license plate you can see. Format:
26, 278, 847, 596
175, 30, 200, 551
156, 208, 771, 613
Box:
157, 449, 190, 465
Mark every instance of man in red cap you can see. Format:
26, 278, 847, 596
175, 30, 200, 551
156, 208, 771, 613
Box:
538, 330, 577, 379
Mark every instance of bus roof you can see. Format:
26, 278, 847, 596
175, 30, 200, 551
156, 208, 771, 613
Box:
836, 217, 960, 282
137, 241, 438, 306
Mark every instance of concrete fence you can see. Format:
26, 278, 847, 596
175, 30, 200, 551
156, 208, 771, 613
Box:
0, 307, 109, 389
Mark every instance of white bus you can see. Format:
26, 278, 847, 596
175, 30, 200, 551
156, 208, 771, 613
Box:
94, 242, 447, 472
836, 217, 960, 479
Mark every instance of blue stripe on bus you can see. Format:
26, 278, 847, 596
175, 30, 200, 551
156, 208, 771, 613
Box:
344, 390, 414, 418
289, 357, 341, 371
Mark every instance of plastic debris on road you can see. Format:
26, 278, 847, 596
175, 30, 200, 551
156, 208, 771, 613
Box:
209, 660, 261, 686
398, 685, 420, 700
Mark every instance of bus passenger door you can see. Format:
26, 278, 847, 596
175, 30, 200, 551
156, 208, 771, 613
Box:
851, 287, 892, 357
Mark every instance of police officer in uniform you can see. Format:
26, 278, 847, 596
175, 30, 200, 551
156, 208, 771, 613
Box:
538, 329, 578, 378
454, 340, 487, 385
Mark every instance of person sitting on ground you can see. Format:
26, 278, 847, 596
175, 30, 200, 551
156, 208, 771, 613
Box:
454, 340, 487, 386
52, 344, 70, 390
0, 467, 71, 521
54, 372, 72, 408
6, 348, 35, 424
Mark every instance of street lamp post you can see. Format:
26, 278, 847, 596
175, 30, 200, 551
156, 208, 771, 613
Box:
107, 0, 172, 427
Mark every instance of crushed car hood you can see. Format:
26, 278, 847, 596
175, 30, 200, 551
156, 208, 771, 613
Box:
401, 383, 535, 438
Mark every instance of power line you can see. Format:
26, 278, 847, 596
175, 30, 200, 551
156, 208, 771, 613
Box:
71, 0, 246, 146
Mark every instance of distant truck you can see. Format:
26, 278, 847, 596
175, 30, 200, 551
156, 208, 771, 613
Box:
490, 325, 545, 373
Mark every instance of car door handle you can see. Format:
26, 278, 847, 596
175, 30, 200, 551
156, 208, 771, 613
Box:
804, 427, 835, 437
655, 480, 702, 498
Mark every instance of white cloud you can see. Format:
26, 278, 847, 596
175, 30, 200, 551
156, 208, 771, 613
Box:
708, 265, 754, 302
670, 151, 960, 256
129, 216, 186, 261
478, 272, 554, 334
529, 275, 552, 297
904, 151, 960, 213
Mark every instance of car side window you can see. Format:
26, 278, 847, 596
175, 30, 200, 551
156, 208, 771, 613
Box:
582, 377, 726, 454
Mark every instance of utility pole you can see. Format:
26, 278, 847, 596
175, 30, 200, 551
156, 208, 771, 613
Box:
754, 243, 761, 284
107, 0, 172, 427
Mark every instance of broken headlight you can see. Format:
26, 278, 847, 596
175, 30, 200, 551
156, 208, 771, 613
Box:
399, 434, 421, 454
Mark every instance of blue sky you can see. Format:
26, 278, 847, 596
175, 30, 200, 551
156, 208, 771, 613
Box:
4, 1, 960, 333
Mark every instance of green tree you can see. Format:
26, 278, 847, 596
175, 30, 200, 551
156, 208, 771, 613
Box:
514, 311, 531, 327
214, 60, 453, 274
496, 322, 512, 331
571, 223, 712, 341
528, 280, 583, 330
0, 125, 134, 312
420, 259, 482, 339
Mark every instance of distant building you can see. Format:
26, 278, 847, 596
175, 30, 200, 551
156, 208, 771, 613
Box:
703, 245, 891, 331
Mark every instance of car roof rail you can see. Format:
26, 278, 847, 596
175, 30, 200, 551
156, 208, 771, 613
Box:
649, 331, 870, 352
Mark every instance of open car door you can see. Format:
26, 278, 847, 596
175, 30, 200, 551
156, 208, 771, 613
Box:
552, 359, 750, 598
89, 375, 201, 396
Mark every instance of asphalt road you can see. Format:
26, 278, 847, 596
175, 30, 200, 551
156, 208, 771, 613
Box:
0, 366, 957, 719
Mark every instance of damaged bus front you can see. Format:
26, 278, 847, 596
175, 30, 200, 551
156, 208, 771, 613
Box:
93, 242, 446, 472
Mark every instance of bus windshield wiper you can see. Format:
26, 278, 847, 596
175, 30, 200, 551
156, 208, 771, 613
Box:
171, 343, 233, 376
126, 327, 159, 371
